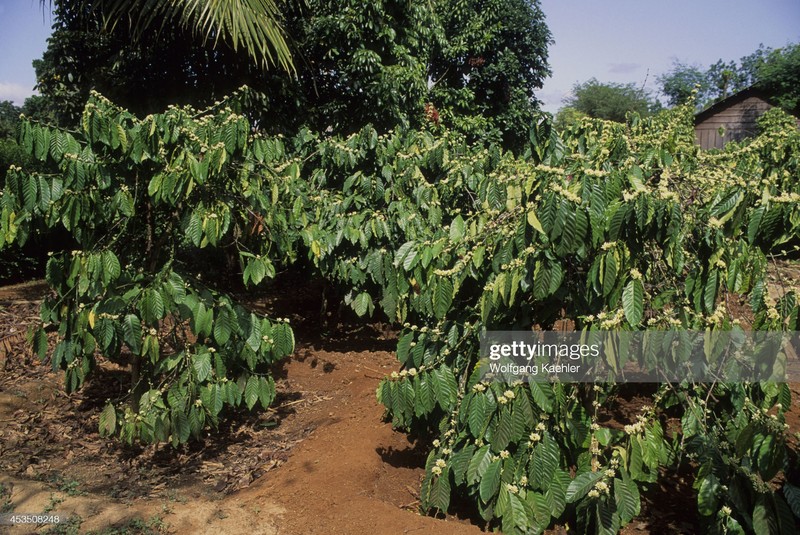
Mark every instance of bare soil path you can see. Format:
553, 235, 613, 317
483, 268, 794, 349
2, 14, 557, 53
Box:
0, 281, 481, 534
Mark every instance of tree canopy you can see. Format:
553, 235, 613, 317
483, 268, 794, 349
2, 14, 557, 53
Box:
429, 0, 552, 147
561, 78, 661, 123
33, 0, 552, 149
43, 0, 293, 71
658, 43, 800, 113
756, 44, 800, 113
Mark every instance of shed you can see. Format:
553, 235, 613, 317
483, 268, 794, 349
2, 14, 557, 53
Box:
694, 87, 799, 150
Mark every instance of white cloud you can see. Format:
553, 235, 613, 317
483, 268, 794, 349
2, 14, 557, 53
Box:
0, 82, 37, 105
608, 63, 642, 75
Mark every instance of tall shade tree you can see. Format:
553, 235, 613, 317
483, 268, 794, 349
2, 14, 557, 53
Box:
35, 0, 552, 149
429, 0, 552, 149
657, 61, 710, 107
757, 43, 800, 114
44, 0, 293, 72
34, 0, 284, 125
563, 78, 661, 123
657, 43, 799, 113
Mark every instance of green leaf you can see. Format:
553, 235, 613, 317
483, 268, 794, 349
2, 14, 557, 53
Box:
492, 409, 513, 452
101, 250, 121, 282
22, 175, 37, 211
396, 332, 414, 366
244, 376, 259, 410
508, 493, 531, 530
433, 366, 458, 410
353, 291, 372, 317
529, 382, 554, 412
748, 206, 765, 244
245, 313, 262, 352
783, 483, 800, 518
753, 495, 777, 535
755, 432, 784, 481
566, 471, 603, 503
429, 470, 451, 512
697, 474, 719, 516
201, 384, 224, 416
244, 257, 266, 286
122, 314, 142, 354
99, 403, 116, 437
597, 499, 621, 535
272, 323, 295, 357
532, 435, 559, 489
95, 318, 115, 350
467, 445, 492, 484
534, 259, 564, 299
402, 247, 418, 271
165, 272, 186, 303
450, 215, 466, 242
468, 393, 488, 438
187, 212, 203, 246
193, 302, 213, 339
622, 278, 644, 326
774, 494, 797, 535
172, 410, 190, 443
33, 328, 48, 359
394, 241, 416, 271
602, 252, 618, 297
614, 477, 640, 523
545, 470, 571, 517
414, 374, 435, 416
449, 445, 475, 486
141, 289, 165, 325
213, 305, 234, 345
704, 269, 718, 313
433, 277, 454, 320
480, 459, 502, 502
257, 376, 275, 408
511, 393, 533, 440
193, 352, 212, 382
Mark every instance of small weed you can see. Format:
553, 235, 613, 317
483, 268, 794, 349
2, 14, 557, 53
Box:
0, 482, 13, 513
164, 489, 187, 504
86, 514, 169, 535
43, 514, 83, 535
43, 493, 65, 514
59, 479, 83, 497
44, 473, 85, 497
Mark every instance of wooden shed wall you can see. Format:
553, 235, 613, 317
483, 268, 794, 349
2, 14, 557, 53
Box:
695, 95, 772, 150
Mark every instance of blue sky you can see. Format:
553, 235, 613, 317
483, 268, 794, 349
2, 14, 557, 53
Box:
539, 0, 800, 111
0, 1, 798, 112
0, 2, 52, 104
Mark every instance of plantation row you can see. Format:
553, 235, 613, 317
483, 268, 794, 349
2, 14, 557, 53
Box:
1, 91, 799, 533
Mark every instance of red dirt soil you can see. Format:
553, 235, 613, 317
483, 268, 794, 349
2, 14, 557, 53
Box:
0, 281, 482, 534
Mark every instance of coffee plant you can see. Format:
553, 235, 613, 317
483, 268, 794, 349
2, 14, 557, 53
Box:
0, 91, 295, 445
279, 107, 800, 533
2, 91, 799, 533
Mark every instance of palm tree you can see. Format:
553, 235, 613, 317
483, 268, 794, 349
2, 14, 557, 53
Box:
43, 0, 294, 72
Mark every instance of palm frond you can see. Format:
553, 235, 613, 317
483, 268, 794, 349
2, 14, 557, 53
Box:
79, 0, 294, 72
